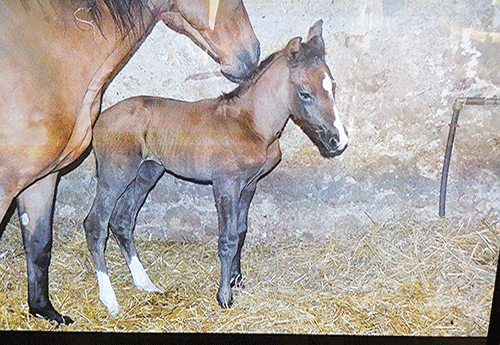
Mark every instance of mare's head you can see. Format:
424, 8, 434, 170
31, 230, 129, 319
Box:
86, 0, 259, 81
284, 20, 348, 157
158, 0, 260, 82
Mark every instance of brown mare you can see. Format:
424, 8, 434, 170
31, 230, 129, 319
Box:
85, 20, 348, 315
0, 0, 259, 324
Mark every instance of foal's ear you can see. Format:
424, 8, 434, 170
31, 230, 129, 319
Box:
285, 37, 302, 62
307, 20, 325, 54
307, 20, 323, 41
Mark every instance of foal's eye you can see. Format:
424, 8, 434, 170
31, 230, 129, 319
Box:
298, 91, 313, 102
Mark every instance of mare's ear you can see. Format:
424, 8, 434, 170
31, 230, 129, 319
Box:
285, 37, 302, 62
307, 20, 325, 54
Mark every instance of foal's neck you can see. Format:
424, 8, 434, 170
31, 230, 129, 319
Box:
232, 56, 291, 145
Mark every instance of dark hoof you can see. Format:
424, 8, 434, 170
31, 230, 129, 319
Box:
217, 289, 234, 309
60, 315, 75, 325
30, 307, 74, 326
217, 298, 233, 309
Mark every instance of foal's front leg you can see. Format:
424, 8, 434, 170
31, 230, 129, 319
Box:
213, 179, 242, 308
230, 182, 257, 288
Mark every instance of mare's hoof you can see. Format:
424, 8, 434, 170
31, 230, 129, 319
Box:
60, 315, 75, 325
30, 307, 74, 325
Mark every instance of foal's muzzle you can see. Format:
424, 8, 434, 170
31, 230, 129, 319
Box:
314, 129, 348, 158
325, 140, 348, 157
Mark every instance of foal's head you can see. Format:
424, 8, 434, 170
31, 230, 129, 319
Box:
285, 20, 348, 157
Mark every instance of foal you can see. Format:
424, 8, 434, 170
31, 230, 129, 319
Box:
84, 20, 348, 316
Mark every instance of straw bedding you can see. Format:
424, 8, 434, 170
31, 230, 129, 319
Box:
0, 213, 497, 334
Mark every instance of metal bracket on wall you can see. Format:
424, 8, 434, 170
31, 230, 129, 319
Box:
439, 96, 500, 218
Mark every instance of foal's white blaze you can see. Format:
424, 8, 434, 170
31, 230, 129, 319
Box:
129, 256, 164, 293
96, 270, 120, 317
322, 73, 334, 98
323, 73, 348, 151
333, 102, 349, 150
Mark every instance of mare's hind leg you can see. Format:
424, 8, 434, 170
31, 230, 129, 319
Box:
108, 160, 164, 293
83, 157, 141, 316
230, 182, 257, 288
0, 187, 14, 227
16, 173, 73, 325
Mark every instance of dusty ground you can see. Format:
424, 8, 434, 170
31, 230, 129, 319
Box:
0, 215, 497, 335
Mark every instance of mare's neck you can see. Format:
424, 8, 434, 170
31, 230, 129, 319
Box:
236, 56, 291, 145
149, 0, 173, 13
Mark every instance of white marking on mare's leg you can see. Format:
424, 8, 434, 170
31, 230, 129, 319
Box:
96, 270, 120, 317
129, 256, 164, 293
20, 213, 30, 227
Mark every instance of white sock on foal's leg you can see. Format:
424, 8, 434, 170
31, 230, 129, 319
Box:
129, 256, 164, 293
96, 270, 120, 317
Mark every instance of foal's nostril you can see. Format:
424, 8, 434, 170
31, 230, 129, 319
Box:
329, 136, 339, 148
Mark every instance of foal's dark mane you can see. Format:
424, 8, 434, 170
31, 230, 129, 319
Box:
219, 40, 326, 102
219, 49, 286, 102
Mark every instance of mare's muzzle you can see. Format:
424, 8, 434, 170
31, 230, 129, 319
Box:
221, 42, 261, 83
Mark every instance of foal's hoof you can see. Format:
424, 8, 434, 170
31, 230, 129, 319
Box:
217, 289, 234, 309
30, 307, 74, 326
217, 298, 233, 309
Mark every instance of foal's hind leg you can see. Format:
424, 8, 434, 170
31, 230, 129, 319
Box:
16, 173, 73, 325
84, 182, 122, 316
84, 158, 141, 316
108, 160, 164, 293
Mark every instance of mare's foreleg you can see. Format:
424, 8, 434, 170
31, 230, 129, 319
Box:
16, 173, 73, 325
213, 179, 244, 308
109, 160, 164, 293
230, 182, 256, 288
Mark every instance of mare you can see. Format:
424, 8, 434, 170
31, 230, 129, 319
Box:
85, 20, 348, 316
0, 0, 259, 324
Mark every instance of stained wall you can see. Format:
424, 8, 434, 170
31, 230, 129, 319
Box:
52, 0, 500, 241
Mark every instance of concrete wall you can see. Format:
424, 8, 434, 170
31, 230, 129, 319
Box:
46, 1, 500, 242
